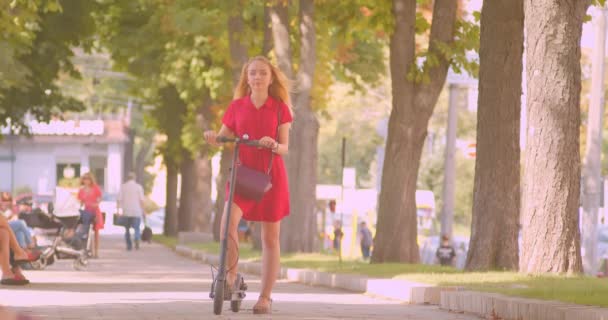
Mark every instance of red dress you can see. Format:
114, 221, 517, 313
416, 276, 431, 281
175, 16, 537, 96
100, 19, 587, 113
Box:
222, 95, 293, 222
78, 185, 104, 231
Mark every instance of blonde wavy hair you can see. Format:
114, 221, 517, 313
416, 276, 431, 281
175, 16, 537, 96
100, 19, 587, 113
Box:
80, 172, 98, 187
233, 56, 294, 117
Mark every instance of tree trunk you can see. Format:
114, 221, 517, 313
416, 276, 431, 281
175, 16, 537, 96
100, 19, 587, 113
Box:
215, 10, 253, 242
465, 0, 523, 271
178, 151, 195, 232
372, 0, 457, 263
250, 222, 262, 250
519, 0, 588, 274
192, 155, 212, 232
158, 85, 186, 237
228, 13, 248, 81
134, 137, 153, 186
164, 160, 179, 237
123, 128, 134, 182
269, 1, 294, 80
191, 93, 215, 233
271, 0, 318, 253
283, 107, 319, 252
262, 4, 273, 57
255, 5, 272, 248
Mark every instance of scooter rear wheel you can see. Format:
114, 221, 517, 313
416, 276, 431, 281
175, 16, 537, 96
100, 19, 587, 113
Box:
230, 299, 241, 312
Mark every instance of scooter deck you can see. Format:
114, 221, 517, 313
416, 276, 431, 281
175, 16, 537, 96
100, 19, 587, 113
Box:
209, 272, 248, 301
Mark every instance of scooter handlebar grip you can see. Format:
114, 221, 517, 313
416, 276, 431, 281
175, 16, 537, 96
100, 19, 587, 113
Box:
216, 136, 233, 143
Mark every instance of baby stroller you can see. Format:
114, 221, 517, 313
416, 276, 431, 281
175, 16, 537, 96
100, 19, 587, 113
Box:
23, 187, 92, 271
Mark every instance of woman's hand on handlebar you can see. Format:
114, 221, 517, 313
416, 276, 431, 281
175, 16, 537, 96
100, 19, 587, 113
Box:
204, 130, 220, 147
259, 136, 277, 149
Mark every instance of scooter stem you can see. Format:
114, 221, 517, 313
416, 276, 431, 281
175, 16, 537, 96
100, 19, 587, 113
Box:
217, 141, 241, 281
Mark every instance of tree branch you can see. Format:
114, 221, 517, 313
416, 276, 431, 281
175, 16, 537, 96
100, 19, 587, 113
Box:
228, 13, 249, 86
415, 0, 458, 112
390, 0, 417, 117
297, 0, 315, 95
269, 1, 294, 79
262, 4, 273, 57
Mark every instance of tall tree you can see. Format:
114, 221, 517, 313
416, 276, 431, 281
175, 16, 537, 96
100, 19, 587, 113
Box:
188, 90, 215, 232
0, 0, 98, 131
153, 85, 188, 236
372, 0, 460, 263
214, 8, 250, 240
178, 150, 196, 231
165, 159, 179, 236
270, 0, 319, 252
97, 0, 235, 234
264, 0, 393, 252
519, 0, 589, 274
96, 1, 179, 236
209, 1, 387, 247
465, 0, 523, 271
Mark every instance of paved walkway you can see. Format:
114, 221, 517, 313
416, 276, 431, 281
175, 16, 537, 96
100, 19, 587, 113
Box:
2, 235, 481, 319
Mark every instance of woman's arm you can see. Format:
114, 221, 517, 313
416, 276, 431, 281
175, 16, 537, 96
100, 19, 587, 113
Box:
204, 124, 235, 147
95, 186, 102, 205
272, 123, 291, 156
217, 124, 235, 139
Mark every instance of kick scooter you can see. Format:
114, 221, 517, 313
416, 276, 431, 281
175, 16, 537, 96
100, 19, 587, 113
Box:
210, 134, 261, 315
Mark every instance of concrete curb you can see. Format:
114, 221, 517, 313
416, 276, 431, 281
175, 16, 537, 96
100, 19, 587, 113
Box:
174, 245, 451, 304
173, 245, 608, 320
440, 290, 608, 320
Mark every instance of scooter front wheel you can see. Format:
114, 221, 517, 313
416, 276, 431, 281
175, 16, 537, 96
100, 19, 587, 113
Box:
213, 279, 225, 315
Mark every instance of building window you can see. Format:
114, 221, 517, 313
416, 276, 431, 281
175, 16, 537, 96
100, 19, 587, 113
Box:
56, 164, 81, 188
94, 168, 105, 189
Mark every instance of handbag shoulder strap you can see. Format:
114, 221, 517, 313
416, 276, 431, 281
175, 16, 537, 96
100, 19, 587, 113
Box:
266, 104, 282, 174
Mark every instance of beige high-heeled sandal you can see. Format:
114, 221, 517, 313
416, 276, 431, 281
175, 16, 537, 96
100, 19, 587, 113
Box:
252, 295, 273, 314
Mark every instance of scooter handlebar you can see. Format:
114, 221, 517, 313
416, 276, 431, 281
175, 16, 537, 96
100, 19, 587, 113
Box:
216, 136, 235, 143
216, 135, 264, 148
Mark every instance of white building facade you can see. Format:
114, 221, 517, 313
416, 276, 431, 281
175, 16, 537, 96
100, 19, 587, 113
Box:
0, 119, 127, 195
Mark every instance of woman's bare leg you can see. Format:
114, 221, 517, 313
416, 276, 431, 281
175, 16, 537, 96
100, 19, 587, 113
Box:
0, 229, 15, 279
219, 202, 243, 287
0, 215, 28, 259
257, 221, 281, 306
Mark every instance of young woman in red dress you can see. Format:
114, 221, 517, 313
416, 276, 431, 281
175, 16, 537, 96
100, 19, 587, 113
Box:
204, 56, 293, 314
77, 172, 104, 258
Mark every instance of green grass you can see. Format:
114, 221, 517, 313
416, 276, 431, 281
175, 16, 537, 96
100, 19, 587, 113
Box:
153, 234, 178, 248
152, 235, 261, 260
153, 236, 608, 307
279, 254, 460, 278
402, 272, 608, 308
189, 242, 261, 260
280, 259, 608, 307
